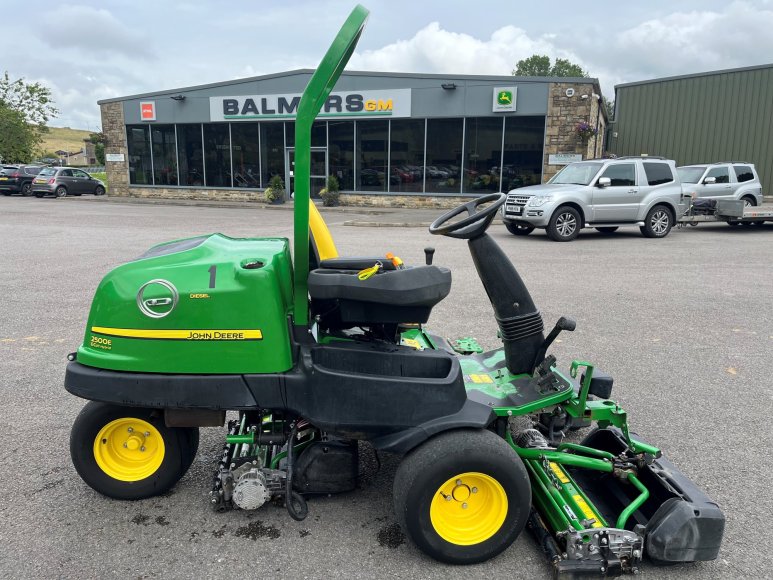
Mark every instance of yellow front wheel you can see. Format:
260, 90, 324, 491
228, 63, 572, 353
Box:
71, 402, 197, 500
393, 429, 531, 564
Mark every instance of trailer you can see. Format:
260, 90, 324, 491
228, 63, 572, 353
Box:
678, 198, 773, 227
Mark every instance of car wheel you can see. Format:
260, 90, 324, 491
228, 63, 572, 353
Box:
55, 186, 67, 198
742, 196, 757, 208
94, 185, 106, 196
393, 429, 530, 564
640, 205, 673, 238
726, 220, 741, 227
22, 182, 32, 196
595, 227, 618, 234
505, 222, 535, 236
547, 206, 581, 242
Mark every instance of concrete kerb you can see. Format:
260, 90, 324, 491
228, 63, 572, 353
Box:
62, 194, 453, 227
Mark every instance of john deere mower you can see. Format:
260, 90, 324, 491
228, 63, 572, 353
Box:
64, 6, 723, 577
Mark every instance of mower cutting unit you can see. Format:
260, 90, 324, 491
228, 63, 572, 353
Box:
63, 6, 723, 577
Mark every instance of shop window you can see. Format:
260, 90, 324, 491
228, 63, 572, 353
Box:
203, 124, 231, 187
151, 125, 177, 185
177, 124, 204, 186
328, 120, 354, 190
426, 118, 463, 194
260, 123, 285, 186
356, 120, 388, 192
126, 125, 152, 185
231, 123, 260, 188
285, 121, 327, 148
463, 118, 503, 194
503, 116, 545, 191
389, 119, 424, 193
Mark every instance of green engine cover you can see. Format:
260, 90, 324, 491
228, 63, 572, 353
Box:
77, 233, 294, 374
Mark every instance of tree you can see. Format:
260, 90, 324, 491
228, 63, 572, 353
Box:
89, 131, 106, 165
0, 71, 59, 163
603, 97, 615, 120
0, 103, 38, 163
513, 55, 588, 78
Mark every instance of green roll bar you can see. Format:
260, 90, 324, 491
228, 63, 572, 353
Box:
292, 5, 370, 327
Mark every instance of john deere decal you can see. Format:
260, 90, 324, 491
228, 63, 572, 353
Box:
492, 86, 517, 112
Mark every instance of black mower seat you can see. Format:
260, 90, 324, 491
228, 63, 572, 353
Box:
308, 265, 451, 324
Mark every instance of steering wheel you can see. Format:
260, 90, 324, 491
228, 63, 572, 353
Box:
429, 193, 507, 239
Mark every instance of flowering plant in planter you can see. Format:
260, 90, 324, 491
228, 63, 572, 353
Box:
575, 121, 598, 142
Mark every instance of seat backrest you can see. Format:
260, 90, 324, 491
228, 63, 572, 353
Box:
309, 201, 338, 269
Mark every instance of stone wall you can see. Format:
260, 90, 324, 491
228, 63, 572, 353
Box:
543, 82, 602, 182
339, 194, 474, 209
100, 102, 130, 196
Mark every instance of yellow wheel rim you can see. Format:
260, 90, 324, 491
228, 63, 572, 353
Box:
430, 472, 508, 545
93, 417, 165, 482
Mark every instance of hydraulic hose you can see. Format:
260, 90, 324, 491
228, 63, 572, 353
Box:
285, 422, 308, 521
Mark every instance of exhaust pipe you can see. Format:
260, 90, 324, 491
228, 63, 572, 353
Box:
468, 234, 544, 375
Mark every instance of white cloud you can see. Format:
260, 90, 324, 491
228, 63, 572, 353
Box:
349, 22, 580, 76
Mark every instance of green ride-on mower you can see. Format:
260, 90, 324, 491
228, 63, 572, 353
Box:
64, 6, 723, 577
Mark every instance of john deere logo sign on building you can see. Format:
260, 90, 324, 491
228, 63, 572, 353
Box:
492, 87, 517, 112
210, 89, 411, 121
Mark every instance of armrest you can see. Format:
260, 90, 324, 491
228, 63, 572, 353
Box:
319, 257, 396, 271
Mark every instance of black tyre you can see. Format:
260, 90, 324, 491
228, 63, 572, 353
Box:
1, 192, 10, 196
726, 220, 740, 227
595, 227, 618, 234
55, 185, 67, 198
35, 193, 44, 198
94, 185, 106, 196
742, 196, 757, 208
640, 205, 673, 238
70, 402, 193, 500
393, 429, 530, 564
21, 182, 32, 196
505, 222, 535, 236
547, 206, 581, 242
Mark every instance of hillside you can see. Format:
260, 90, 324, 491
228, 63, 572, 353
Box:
40, 126, 92, 154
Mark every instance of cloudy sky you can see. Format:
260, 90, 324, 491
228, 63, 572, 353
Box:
3, 0, 772, 129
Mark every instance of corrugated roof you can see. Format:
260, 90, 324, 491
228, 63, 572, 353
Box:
98, 69, 599, 104
615, 63, 773, 90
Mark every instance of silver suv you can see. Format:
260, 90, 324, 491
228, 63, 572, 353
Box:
676, 162, 763, 207
501, 157, 684, 242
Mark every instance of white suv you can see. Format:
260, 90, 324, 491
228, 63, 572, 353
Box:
677, 163, 763, 207
501, 157, 685, 242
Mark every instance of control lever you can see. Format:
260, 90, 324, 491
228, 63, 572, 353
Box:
424, 247, 435, 265
532, 316, 576, 371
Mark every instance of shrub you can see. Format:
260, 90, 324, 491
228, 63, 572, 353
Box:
319, 175, 340, 207
265, 174, 285, 203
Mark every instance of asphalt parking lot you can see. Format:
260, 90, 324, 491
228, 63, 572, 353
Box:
1, 196, 771, 579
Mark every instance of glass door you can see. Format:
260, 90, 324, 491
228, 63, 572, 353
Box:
286, 147, 328, 199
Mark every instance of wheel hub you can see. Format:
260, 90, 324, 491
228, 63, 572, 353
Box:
93, 417, 165, 481
430, 472, 508, 545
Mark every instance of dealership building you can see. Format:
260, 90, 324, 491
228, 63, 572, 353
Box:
99, 70, 606, 207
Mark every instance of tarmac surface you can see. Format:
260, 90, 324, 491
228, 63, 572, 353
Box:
1, 195, 771, 579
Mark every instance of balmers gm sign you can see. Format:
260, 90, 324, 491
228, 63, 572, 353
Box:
209, 89, 411, 121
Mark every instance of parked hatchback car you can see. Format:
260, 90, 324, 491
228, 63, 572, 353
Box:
32, 167, 106, 198
501, 156, 685, 241
0, 165, 43, 196
676, 162, 763, 207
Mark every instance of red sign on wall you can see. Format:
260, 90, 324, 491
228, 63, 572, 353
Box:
140, 101, 156, 121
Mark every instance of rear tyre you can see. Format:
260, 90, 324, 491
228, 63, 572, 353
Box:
595, 227, 618, 234
70, 402, 192, 500
505, 222, 535, 236
393, 429, 530, 564
55, 186, 67, 198
22, 183, 32, 196
547, 206, 581, 242
94, 185, 106, 196
640, 205, 673, 238
742, 196, 757, 208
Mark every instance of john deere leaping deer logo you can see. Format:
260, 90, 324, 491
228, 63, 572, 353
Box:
497, 90, 513, 106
